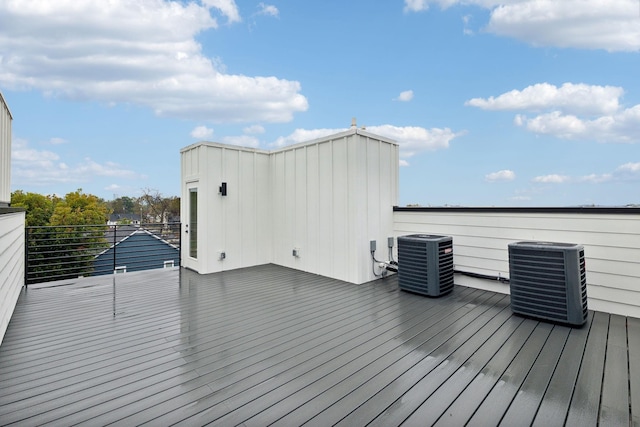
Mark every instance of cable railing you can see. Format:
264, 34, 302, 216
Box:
25, 223, 181, 286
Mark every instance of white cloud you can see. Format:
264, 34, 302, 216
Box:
272, 128, 346, 147
485, 169, 515, 182
367, 125, 463, 158
618, 162, 640, 173
531, 162, 640, 186
395, 90, 414, 102
191, 125, 214, 139
243, 124, 265, 134
257, 3, 279, 17
404, 0, 430, 13
405, 0, 640, 52
221, 135, 260, 148
0, 0, 307, 123
462, 14, 474, 35
12, 138, 143, 186
399, 159, 410, 167
468, 83, 640, 143
202, 0, 241, 23
272, 124, 464, 161
579, 173, 613, 183
486, 0, 640, 52
532, 174, 570, 184
466, 83, 623, 116
49, 137, 68, 145
518, 107, 640, 143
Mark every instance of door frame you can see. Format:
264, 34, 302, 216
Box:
183, 182, 199, 271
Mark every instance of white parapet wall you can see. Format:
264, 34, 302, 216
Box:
0, 91, 23, 344
0, 211, 25, 344
393, 207, 640, 318
1, 92, 13, 206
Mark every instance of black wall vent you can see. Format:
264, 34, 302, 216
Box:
397, 234, 454, 297
508, 241, 588, 326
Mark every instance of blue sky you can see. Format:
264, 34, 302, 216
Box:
2, 0, 639, 206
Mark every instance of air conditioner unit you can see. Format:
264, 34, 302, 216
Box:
397, 234, 454, 297
508, 241, 588, 326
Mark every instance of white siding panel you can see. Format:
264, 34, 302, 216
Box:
0, 93, 12, 205
394, 209, 640, 318
271, 150, 288, 268
256, 153, 272, 265
0, 212, 25, 344
305, 144, 320, 275
317, 141, 334, 276
332, 138, 349, 282
294, 147, 307, 271
223, 149, 241, 270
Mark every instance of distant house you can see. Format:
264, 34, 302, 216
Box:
107, 213, 141, 226
93, 226, 180, 275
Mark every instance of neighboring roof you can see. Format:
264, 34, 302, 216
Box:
98, 226, 179, 257
104, 225, 138, 244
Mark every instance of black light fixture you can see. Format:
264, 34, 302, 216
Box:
219, 182, 227, 196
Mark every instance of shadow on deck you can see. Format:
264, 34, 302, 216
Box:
0, 264, 638, 426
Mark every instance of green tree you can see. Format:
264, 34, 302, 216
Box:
109, 196, 137, 214
11, 190, 57, 227
50, 189, 109, 226
139, 188, 179, 223
167, 196, 180, 220
22, 189, 110, 284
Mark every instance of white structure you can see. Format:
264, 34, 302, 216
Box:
0, 91, 25, 344
181, 126, 399, 284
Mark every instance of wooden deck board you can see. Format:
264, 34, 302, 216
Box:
565, 311, 609, 427
600, 314, 630, 426
466, 322, 554, 426
531, 311, 593, 427
0, 264, 637, 426
629, 316, 640, 427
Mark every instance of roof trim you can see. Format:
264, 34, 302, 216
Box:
0, 207, 25, 215
393, 206, 640, 215
180, 127, 398, 154
95, 227, 179, 258
0, 91, 13, 120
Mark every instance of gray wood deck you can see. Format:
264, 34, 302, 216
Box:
0, 264, 638, 426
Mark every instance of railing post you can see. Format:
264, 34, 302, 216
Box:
112, 224, 117, 274
178, 222, 182, 267
24, 227, 29, 289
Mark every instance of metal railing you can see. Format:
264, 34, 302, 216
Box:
25, 223, 181, 286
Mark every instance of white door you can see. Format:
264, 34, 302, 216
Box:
183, 184, 199, 270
